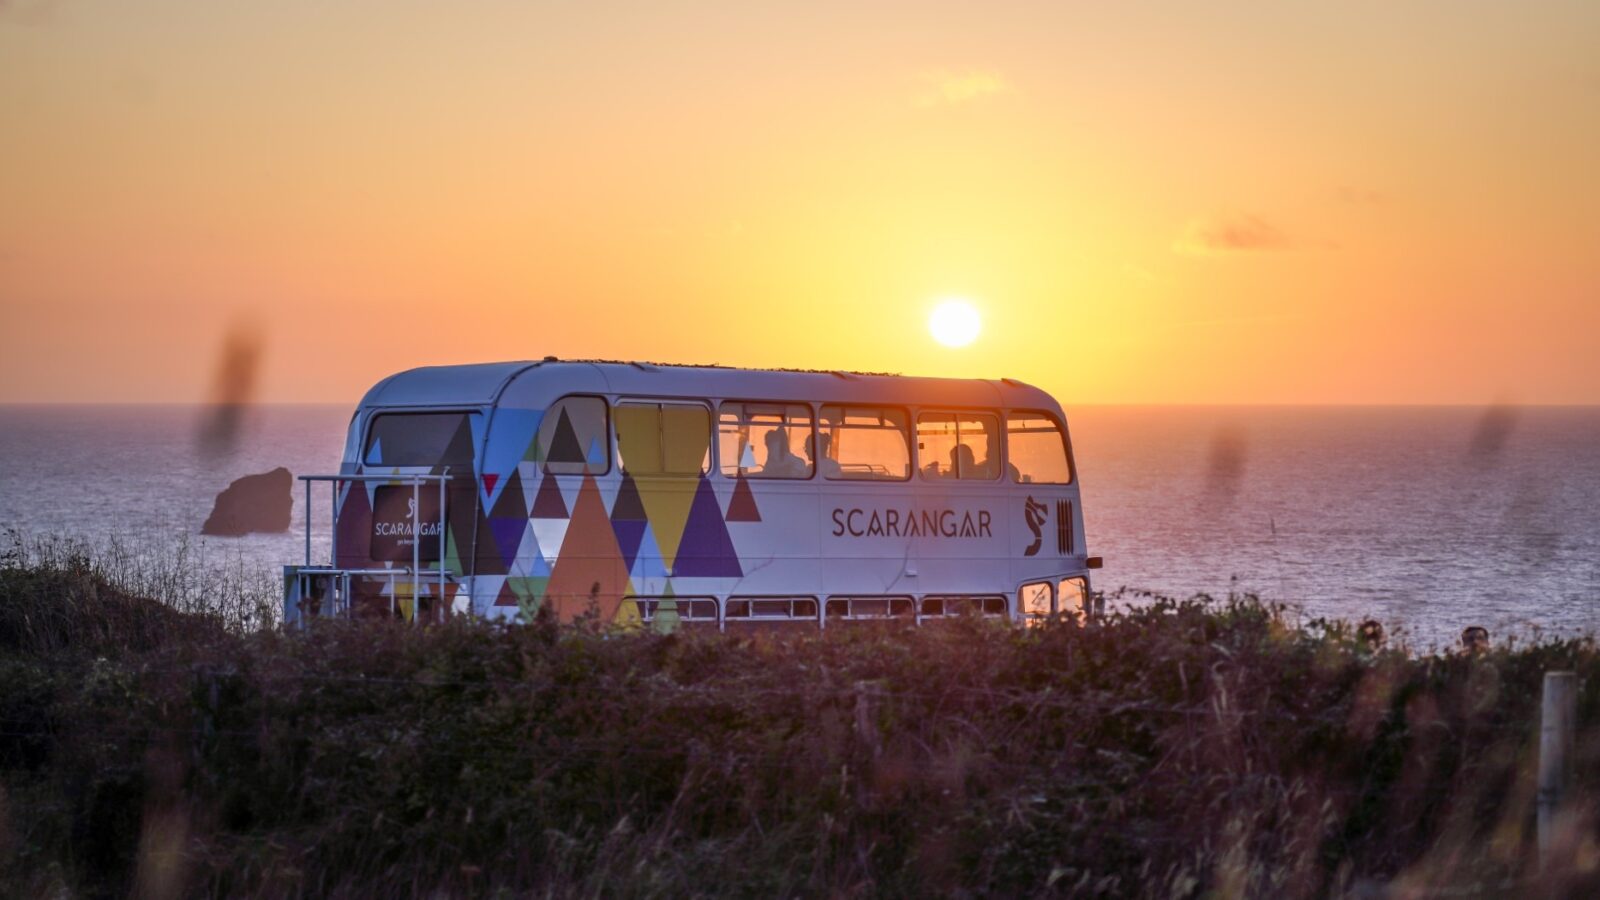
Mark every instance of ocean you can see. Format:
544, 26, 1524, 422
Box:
2, 403, 1597, 646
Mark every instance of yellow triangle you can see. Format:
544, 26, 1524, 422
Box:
634, 480, 697, 570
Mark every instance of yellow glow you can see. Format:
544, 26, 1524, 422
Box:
1, 3, 1597, 403
929, 299, 982, 348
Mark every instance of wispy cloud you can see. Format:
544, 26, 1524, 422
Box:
913, 69, 1009, 108
1172, 214, 1296, 256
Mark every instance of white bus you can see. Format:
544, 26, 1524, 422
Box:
285, 359, 1099, 631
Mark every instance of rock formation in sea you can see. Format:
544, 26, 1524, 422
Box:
202, 467, 293, 536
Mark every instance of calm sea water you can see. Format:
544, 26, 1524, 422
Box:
2, 404, 1597, 645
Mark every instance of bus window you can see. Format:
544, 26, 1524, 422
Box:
538, 397, 609, 475
921, 595, 1008, 618
825, 596, 914, 619
718, 403, 813, 479
1006, 412, 1072, 484
365, 412, 478, 468
817, 406, 910, 481
917, 412, 1000, 480
725, 597, 818, 620
1019, 581, 1054, 619
1057, 577, 1088, 615
628, 596, 719, 623
615, 402, 711, 476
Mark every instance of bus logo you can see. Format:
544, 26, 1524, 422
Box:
1023, 496, 1048, 556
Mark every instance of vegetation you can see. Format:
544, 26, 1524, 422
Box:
3, 548, 1600, 897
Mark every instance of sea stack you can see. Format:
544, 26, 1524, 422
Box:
202, 467, 293, 536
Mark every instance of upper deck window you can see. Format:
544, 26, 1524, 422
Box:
718, 403, 814, 479
817, 405, 910, 481
1006, 412, 1073, 484
364, 412, 477, 468
615, 402, 711, 476
917, 412, 1000, 480
538, 396, 609, 475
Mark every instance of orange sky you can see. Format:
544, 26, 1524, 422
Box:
2, 1, 1597, 404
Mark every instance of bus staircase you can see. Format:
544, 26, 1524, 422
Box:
283, 471, 454, 626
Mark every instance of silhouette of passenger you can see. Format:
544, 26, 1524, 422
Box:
761, 428, 807, 478
814, 433, 842, 478
949, 444, 977, 479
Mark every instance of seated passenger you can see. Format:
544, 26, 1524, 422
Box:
812, 433, 843, 478
949, 444, 977, 479
760, 428, 808, 478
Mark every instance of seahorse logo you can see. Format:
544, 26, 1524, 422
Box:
406, 496, 417, 521
1023, 496, 1048, 557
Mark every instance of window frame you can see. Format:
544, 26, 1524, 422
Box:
919, 594, 1010, 620
612, 397, 714, 478
914, 409, 1004, 483
724, 595, 820, 622
825, 595, 916, 620
626, 595, 720, 623
538, 394, 612, 477
1004, 408, 1076, 486
716, 400, 817, 481
815, 403, 914, 483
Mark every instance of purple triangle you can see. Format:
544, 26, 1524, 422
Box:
529, 475, 568, 519
673, 476, 742, 578
612, 519, 648, 571
610, 473, 647, 522
489, 518, 525, 566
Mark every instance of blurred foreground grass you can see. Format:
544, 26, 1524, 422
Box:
3, 541, 1600, 897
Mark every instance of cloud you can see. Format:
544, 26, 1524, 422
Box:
913, 69, 1009, 108
1172, 214, 1296, 256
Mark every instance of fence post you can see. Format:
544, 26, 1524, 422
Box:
1538, 670, 1577, 869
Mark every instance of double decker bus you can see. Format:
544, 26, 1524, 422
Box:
285, 359, 1099, 631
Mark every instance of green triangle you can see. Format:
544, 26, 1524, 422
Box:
652, 581, 680, 634
445, 528, 463, 576
523, 435, 544, 464
508, 576, 549, 604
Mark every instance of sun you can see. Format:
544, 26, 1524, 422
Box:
928, 298, 982, 348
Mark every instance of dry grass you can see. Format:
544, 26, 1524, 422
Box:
3, 546, 1600, 897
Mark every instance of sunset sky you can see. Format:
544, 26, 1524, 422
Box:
2, 1, 1597, 405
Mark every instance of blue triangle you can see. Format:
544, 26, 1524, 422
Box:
480, 409, 542, 506
630, 523, 669, 580
365, 438, 383, 465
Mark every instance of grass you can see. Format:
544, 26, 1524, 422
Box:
3, 545, 1600, 897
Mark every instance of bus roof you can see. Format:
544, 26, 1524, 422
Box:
359, 359, 1063, 413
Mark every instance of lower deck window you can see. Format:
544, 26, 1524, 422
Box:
921, 595, 1008, 618
826, 596, 914, 619
725, 597, 818, 620
629, 596, 718, 622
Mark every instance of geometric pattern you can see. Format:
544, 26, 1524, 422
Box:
346, 399, 759, 622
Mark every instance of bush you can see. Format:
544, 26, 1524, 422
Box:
3, 554, 1599, 897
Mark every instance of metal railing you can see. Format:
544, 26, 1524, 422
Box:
296, 471, 452, 625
